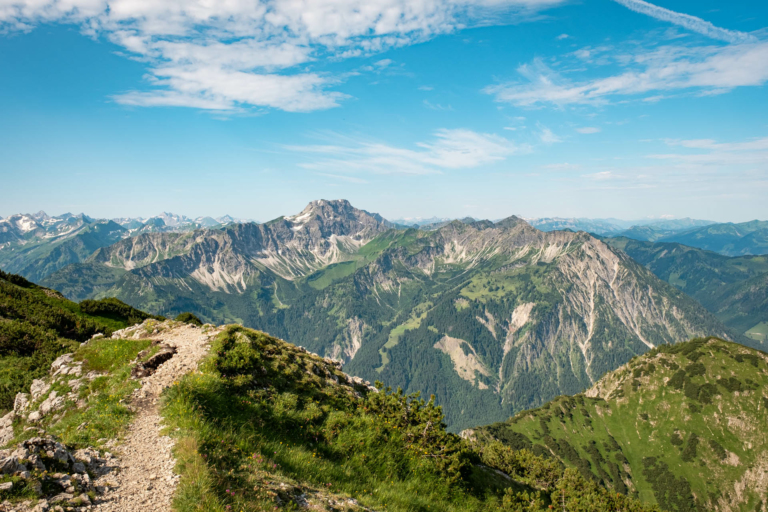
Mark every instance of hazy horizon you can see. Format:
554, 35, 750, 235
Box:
1, 199, 752, 227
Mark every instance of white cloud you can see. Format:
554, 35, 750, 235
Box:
0, 0, 565, 112
611, 0, 755, 44
485, 42, 768, 107
116, 67, 346, 112
576, 127, 600, 134
418, 85, 435, 91
556, 33, 569, 40
537, 123, 561, 144
289, 129, 521, 174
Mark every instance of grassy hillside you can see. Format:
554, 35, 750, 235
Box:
0, 269, 160, 411
471, 337, 768, 512
162, 325, 658, 512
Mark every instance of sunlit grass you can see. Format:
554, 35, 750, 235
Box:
161, 326, 514, 512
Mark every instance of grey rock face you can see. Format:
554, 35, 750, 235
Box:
0, 456, 27, 474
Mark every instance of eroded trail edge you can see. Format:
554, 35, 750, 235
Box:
93, 322, 222, 512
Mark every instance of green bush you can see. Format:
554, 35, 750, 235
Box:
680, 433, 699, 462
79, 298, 163, 325
708, 439, 727, 460
175, 312, 203, 326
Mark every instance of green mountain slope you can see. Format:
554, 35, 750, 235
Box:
469, 337, 768, 512
0, 269, 159, 410
162, 324, 658, 512
44, 207, 738, 432
711, 273, 768, 338
604, 237, 768, 344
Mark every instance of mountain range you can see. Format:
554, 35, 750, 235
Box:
20, 200, 742, 432
529, 217, 768, 256
1, 201, 765, 510
2, 201, 766, 431
0, 211, 251, 282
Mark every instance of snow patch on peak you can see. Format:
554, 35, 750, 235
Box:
13, 215, 40, 233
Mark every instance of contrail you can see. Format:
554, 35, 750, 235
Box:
612, 0, 755, 43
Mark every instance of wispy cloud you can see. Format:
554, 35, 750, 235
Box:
648, 135, 768, 166
485, 42, 768, 107
0, 0, 566, 113
541, 162, 580, 170
576, 127, 600, 134
423, 100, 454, 111
537, 124, 561, 144
581, 171, 619, 181
611, 0, 755, 43
288, 129, 522, 175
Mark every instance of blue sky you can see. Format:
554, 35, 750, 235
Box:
1, 0, 767, 223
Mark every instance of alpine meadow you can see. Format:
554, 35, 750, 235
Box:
1, 0, 767, 510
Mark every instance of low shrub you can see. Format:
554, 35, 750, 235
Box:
175, 312, 203, 327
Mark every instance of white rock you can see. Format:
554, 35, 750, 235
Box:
50, 354, 74, 374
30, 379, 50, 400
38, 391, 65, 417
0, 412, 15, 447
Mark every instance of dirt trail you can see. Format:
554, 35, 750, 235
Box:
93, 323, 221, 512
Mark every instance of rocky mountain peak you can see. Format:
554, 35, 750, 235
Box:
152, 212, 190, 227
286, 199, 390, 234
493, 215, 529, 230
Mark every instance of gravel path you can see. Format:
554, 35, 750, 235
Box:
93, 323, 222, 512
